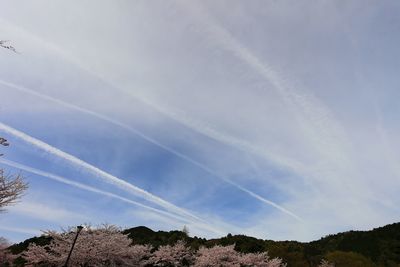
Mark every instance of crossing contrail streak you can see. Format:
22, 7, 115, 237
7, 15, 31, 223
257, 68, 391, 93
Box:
0, 12, 311, 175
0, 158, 187, 221
0, 17, 302, 221
0, 158, 224, 235
0, 122, 201, 222
0, 79, 213, 172
0, 17, 305, 174
0, 80, 303, 221
176, 0, 352, 167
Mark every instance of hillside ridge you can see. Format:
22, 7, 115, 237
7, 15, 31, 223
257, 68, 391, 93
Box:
8, 222, 400, 266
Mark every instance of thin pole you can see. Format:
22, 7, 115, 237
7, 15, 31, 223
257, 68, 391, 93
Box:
63, 226, 83, 267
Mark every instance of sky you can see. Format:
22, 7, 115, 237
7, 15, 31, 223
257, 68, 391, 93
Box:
1, 0, 400, 243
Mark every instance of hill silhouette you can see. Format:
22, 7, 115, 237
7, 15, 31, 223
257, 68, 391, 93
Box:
6, 222, 400, 266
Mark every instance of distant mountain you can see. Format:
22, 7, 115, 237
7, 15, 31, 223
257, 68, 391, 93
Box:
7, 222, 400, 266
304, 222, 400, 266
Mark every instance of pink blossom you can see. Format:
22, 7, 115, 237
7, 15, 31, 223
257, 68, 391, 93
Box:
194, 244, 241, 267
24, 225, 152, 266
240, 252, 286, 267
148, 240, 194, 266
0, 237, 15, 266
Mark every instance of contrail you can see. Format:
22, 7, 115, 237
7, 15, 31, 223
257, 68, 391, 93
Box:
0, 122, 201, 222
0, 158, 224, 235
0, 10, 323, 172
175, 0, 352, 168
184, 2, 399, 214
0, 17, 305, 174
0, 16, 303, 221
0, 158, 187, 222
0, 79, 221, 174
0, 80, 303, 221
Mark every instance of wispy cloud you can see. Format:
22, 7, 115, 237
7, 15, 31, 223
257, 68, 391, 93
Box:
175, 0, 352, 173
1, 1, 400, 242
0, 122, 201, 222
0, 79, 302, 222
8, 201, 86, 223
0, 158, 223, 235
0, 226, 39, 236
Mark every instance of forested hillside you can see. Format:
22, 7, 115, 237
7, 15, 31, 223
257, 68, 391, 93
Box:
6, 222, 400, 266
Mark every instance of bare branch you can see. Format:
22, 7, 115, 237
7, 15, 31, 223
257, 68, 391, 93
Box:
0, 170, 28, 212
0, 137, 9, 147
0, 137, 28, 212
0, 40, 18, 53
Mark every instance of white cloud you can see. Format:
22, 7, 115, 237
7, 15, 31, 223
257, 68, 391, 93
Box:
8, 201, 86, 223
0, 225, 39, 236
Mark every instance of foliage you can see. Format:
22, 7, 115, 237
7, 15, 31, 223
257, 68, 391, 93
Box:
208, 234, 266, 253
120, 223, 400, 266
0, 237, 15, 267
194, 244, 286, 267
7, 222, 400, 266
123, 227, 191, 249
306, 223, 400, 266
240, 252, 286, 267
148, 240, 194, 266
15, 226, 285, 267
23, 225, 152, 267
324, 251, 375, 267
194, 244, 241, 267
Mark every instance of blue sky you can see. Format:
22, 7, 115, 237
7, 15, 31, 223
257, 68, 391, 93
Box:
1, 0, 400, 243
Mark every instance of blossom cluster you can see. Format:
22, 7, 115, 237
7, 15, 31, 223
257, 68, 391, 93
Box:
20, 225, 287, 266
0, 225, 334, 266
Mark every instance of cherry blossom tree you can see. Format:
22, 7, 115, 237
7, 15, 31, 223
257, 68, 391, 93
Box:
239, 251, 286, 267
194, 244, 241, 267
0, 237, 15, 266
24, 225, 152, 267
0, 170, 27, 212
0, 138, 28, 212
22, 224, 288, 267
194, 244, 286, 267
148, 240, 194, 266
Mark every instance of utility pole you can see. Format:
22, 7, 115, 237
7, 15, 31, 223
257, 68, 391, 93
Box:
63, 225, 83, 267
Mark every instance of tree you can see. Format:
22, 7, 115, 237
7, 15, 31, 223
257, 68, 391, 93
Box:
0, 237, 15, 266
325, 251, 375, 267
148, 240, 194, 266
0, 138, 28, 212
24, 224, 152, 266
194, 244, 241, 267
240, 252, 286, 267
0, 170, 27, 212
194, 244, 286, 267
